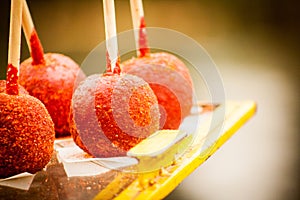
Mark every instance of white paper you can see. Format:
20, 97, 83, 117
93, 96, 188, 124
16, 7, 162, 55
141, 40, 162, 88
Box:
55, 138, 138, 177
62, 161, 110, 177
0, 172, 35, 190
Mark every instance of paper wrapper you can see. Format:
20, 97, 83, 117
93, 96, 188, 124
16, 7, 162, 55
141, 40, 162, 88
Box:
0, 172, 35, 190
55, 138, 138, 177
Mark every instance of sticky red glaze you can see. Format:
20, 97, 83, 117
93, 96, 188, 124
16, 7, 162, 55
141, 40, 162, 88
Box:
30, 29, 45, 65
105, 50, 112, 73
20, 53, 85, 137
0, 93, 55, 178
70, 74, 160, 157
5, 64, 19, 95
0, 80, 27, 94
139, 17, 150, 57
106, 51, 121, 75
122, 52, 193, 129
113, 59, 121, 74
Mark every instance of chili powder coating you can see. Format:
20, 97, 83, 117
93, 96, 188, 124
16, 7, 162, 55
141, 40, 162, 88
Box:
0, 80, 28, 94
70, 74, 160, 158
0, 93, 55, 178
122, 52, 194, 129
20, 53, 85, 137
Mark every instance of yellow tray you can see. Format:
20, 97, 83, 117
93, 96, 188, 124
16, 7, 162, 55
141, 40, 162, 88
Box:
95, 101, 256, 200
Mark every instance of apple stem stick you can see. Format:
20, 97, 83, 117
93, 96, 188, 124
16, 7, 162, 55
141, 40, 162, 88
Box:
103, 0, 120, 74
6, 0, 22, 95
130, 0, 150, 57
22, 0, 45, 65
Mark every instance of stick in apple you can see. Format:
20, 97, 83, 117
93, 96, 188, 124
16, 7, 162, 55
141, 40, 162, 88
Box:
0, 0, 55, 179
122, 0, 194, 130
68, 0, 160, 158
19, 0, 85, 137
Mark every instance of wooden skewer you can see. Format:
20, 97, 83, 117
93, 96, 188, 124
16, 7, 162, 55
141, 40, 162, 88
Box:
6, 0, 23, 95
21, 0, 33, 51
8, 0, 22, 69
21, 0, 45, 65
130, 0, 150, 57
103, 0, 119, 73
130, 0, 144, 33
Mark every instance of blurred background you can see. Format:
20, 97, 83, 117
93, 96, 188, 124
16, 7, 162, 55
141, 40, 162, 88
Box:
0, 0, 299, 199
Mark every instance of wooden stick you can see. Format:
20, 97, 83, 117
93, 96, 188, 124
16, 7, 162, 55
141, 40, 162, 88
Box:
6, 0, 22, 95
130, 0, 149, 57
130, 0, 144, 32
103, 0, 119, 73
22, 0, 45, 65
21, 0, 33, 51
8, 0, 22, 69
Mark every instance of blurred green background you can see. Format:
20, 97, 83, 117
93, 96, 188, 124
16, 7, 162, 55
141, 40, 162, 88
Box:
0, 0, 299, 199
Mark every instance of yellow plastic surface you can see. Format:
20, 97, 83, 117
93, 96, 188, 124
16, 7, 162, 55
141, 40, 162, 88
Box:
94, 101, 256, 200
